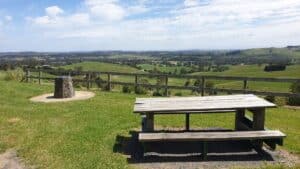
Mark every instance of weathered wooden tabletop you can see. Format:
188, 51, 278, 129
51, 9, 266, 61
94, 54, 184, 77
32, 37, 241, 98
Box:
134, 94, 276, 113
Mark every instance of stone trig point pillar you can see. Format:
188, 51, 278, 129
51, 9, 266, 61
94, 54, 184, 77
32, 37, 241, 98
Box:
54, 76, 75, 98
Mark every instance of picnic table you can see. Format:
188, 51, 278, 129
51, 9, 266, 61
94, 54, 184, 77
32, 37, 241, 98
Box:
133, 94, 286, 159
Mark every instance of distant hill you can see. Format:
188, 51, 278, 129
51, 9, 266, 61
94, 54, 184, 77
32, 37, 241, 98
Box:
229, 46, 300, 59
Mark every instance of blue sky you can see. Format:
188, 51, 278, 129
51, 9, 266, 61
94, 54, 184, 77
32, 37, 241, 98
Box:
1, 0, 300, 51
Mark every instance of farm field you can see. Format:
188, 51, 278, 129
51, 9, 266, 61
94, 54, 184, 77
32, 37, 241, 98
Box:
0, 76, 299, 169
191, 64, 300, 93
58, 62, 300, 94
137, 63, 192, 74
190, 64, 300, 78
61, 61, 142, 73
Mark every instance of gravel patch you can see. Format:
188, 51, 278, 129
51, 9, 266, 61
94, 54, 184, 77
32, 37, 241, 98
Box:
0, 149, 27, 169
30, 91, 95, 103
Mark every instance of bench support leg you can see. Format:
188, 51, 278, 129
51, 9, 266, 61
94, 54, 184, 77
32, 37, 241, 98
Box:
142, 113, 154, 132
202, 141, 208, 160
185, 113, 190, 131
252, 108, 265, 149
235, 109, 245, 130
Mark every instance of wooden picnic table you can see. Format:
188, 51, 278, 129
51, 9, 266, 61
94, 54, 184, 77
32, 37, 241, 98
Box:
134, 94, 276, 132
133, 94, 285, 159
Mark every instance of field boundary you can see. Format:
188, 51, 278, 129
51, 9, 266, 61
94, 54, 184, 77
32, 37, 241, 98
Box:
25, 69, 300, 97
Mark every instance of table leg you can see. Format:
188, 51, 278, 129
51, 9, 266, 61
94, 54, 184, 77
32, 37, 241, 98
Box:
252, 108, 265, 149
252, 108, 265, 130
142, 113, 154, 132
235, 109, 245, 130
185, 113, 190, 131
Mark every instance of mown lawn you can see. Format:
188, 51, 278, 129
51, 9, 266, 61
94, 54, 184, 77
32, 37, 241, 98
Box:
0, 77, 299, 168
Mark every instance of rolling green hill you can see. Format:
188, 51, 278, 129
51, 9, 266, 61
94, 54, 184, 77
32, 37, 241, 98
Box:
240, 47, 300, 59
138, 64, 192, 74
191, 64, 300, 78
61, 61, 142, 73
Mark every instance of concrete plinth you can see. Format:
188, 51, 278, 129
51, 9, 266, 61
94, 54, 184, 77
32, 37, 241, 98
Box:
54, 76, 75, 98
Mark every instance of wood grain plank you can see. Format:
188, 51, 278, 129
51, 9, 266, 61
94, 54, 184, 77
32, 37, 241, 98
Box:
134, 94, 276, 113
139, 130, 286, 142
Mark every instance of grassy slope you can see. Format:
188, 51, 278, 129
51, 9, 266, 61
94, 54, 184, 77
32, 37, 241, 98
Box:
138, 64, 192, 74
241, 47, 300, 59
190, 65, 300, 92
60, 63, 300, 93
0, 79, 299, 169
61, 61, 141, 73
191, 64, 300, 78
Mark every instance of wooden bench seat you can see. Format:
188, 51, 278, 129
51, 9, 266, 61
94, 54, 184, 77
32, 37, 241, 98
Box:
135, 130, 285, 160
139, 130, 286, 142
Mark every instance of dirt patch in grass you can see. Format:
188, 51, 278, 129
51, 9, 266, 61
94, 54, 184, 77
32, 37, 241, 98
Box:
7, 118, 21, 124
30, 91, 95, 103
0, 149, 27, 169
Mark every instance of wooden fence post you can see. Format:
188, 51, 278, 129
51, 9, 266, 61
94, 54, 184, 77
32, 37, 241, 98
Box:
87, 72, 91, 90
38, 70, 41, 85
243, 80, 248, 94
135, 75, 138, 92
165, 75, 168, 96
26, 70, 30, 83
107, 73, 111, 91
201, 76, 205, 96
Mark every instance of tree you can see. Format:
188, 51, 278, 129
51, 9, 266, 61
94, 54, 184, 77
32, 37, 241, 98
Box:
180, 67, 188, 74
287, 82, 300, 105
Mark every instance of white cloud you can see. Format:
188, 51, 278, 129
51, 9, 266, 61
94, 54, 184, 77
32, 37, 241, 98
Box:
45, 6, 64, 17
184, 0, 199, 7
23, 0, 300, 50
27, 6, 90, 28
85, 0, 125, 21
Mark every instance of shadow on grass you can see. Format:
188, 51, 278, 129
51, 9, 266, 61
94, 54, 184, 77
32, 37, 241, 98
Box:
113, 130, 275, 164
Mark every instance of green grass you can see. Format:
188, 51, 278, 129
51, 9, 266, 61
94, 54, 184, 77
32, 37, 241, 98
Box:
241, 47, 300, 59
137, 63, 192, 74
58, 63, 300, 95
0, 79, 299, 168
61, 61, 142, 73
191, 64, 300, 78
190, 64, 300, 93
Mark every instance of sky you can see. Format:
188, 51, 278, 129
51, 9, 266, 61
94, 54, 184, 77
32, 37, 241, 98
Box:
1, 0, 300, 51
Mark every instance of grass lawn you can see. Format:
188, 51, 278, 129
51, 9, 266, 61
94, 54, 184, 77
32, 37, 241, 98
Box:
0, 78, 299, 169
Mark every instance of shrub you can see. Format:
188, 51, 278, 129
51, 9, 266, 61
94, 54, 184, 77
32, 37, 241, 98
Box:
205, 81, 216, 95
264, 64, 286, 72
287, 82, 300, 106
4, 68, 24, 81
135, 86, 147, 95
205, 81, 215, 88
152, 89, 171, 96
265, 95, 275, 103
175, 92, 183, 96
184, 79, 191, 87
152, 91, 163, 96
122, 85, 132, 93
213, 65, 229, 72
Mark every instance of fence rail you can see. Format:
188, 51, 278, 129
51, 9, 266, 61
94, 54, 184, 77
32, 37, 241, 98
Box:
25, 69, 300, 97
